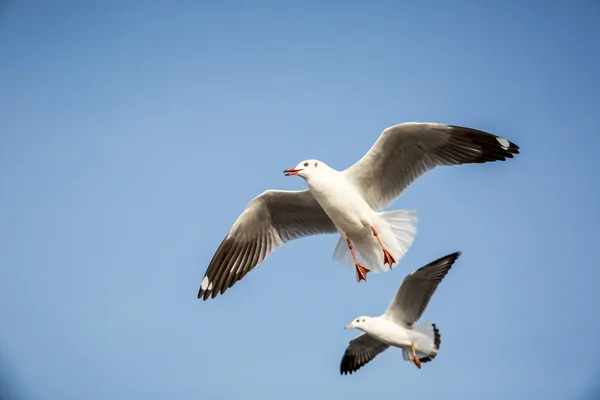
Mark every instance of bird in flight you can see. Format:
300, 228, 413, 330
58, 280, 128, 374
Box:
340, 251, 460, 374
198, 122, 519, 301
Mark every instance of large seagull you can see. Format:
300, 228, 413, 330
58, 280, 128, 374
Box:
198, 122, 519, 300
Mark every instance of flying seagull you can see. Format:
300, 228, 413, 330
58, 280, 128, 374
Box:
340, 251, 460, 374
198, 123, 518, 300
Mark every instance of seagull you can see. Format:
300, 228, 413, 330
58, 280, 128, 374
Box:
198, 122, 519, 300
340, 251, 460, 374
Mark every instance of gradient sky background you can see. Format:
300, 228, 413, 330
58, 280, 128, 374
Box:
1, 1, 600, 399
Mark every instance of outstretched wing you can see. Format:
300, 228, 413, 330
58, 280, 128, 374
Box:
344, 122, 519, 211
340, 333, 390, 375
198, 189, 337, 300
384, 252, 460, 327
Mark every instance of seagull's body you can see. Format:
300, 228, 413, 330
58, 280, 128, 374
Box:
347, 317, 425, 349
302, 163, 372, 239
198, 122, 519, 300
297, 161, 417, 281
340, 252, 460, 374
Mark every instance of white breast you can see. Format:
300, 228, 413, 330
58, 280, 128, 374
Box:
305, 172, 374, 236
363, 319, 413, 348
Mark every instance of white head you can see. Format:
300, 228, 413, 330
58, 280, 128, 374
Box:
344, 316, 373, 331
283, 159, 327, 180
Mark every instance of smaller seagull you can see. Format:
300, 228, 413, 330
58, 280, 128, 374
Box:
340, 252, 460, 374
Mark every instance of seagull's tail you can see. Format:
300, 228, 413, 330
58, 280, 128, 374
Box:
402, 321, 442, 363
376, 209, 418, 269
332, 209, 418, 273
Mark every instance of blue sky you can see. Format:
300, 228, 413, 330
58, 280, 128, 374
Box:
1, 1, 599, 399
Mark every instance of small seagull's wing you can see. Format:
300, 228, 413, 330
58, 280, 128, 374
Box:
340, 333, 390, 375
383, 252, 460, 327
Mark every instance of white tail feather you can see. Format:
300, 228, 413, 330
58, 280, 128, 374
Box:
401, 321, 441, 364
332, 235, 368, 268
416, 321, 437, 343
332, 209, 418, 272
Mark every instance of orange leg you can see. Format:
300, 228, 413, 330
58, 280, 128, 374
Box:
371, 226, 397, 267
406, 349, 413, 363
346, 239, 370, 282
411, 344, 422, 369
405, 348, 419, 369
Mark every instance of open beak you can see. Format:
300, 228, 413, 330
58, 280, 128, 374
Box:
283, 168, 302, 176
344, 324, 353, 329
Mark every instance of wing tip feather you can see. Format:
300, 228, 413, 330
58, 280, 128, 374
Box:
340, 353, 369, 375
447, 124, 520, 160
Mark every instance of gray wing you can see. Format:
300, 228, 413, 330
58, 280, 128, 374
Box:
197, 190, 338, 300
343, 122, 520, 211
383, 252, 460, 327
340, 333, 390, 375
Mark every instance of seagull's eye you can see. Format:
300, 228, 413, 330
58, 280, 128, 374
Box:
356, 319, 359, 323
303, 162, 309, 167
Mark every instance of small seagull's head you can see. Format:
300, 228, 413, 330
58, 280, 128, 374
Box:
344, 316, 370, 331
283, 159, 323, 179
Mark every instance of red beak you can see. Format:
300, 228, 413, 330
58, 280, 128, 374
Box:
283, 168, 302, 176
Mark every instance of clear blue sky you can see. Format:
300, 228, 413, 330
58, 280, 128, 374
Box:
1, 1, 599, 399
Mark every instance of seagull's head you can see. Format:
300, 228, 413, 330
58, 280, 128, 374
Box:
283, 159, 324, 180
344, 316, 371, 331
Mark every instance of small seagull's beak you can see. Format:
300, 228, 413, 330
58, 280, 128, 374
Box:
283, 168, 302, 176
344, 324, 352, 330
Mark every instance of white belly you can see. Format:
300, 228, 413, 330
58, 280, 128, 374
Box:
364, 320, 413, 348
306, 174, 374, 237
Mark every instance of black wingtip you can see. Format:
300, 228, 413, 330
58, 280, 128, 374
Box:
443, 251, 461, 268
197, 286, 213, 301
197, 284, 230, 301
414, 251, 461, 276
340, 350, 378, 376
339, 352, 357, 375
447, 125, 520, 161
339, 357, 356, 376
441, 251, 461, 264
433, 323, 441, 351
197, 278, 236, 301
